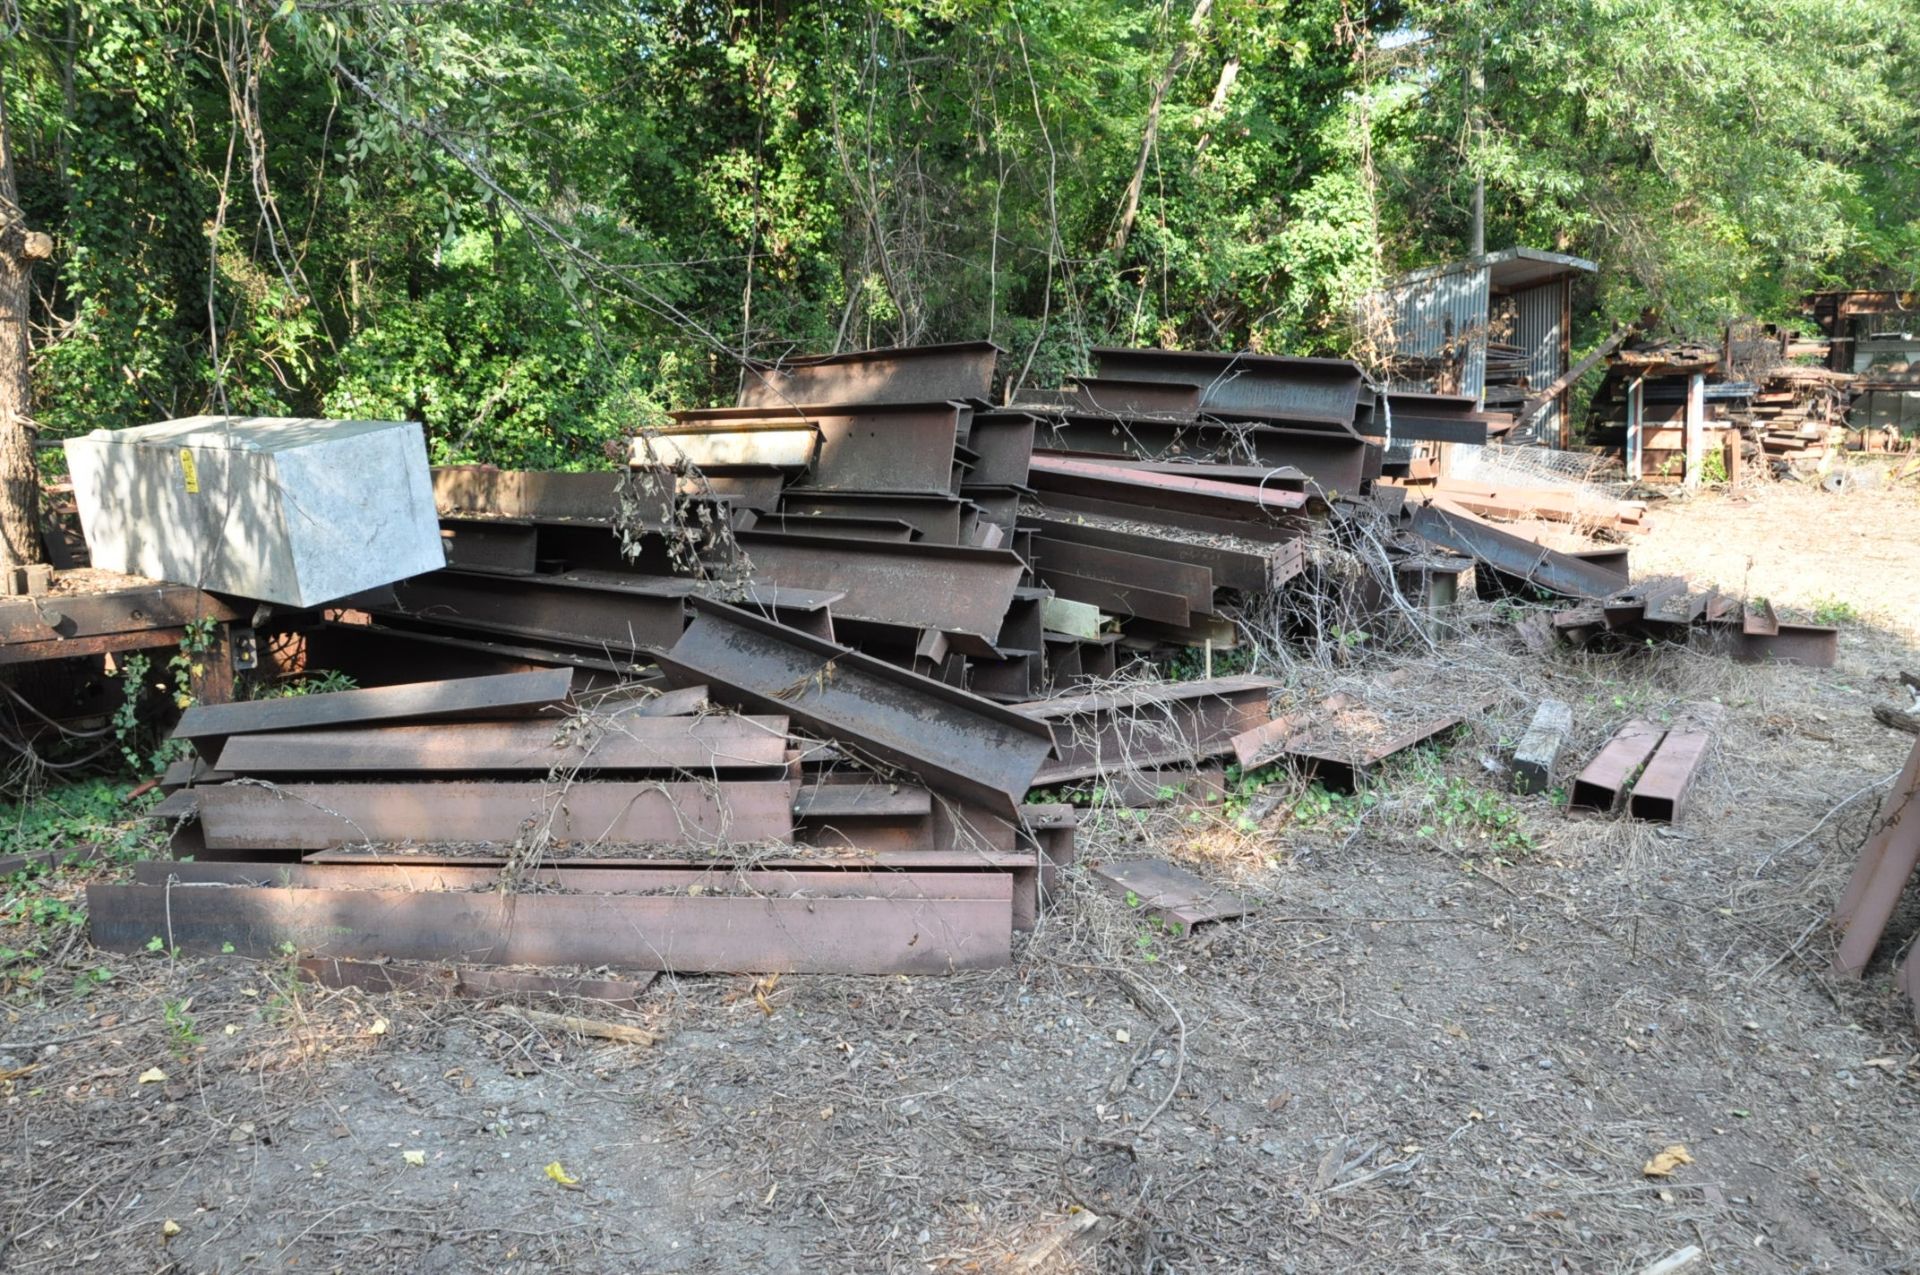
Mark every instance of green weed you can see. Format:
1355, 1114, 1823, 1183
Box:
1810, 597, 1858, 625
1416, 776, 1536, 860
164, 997, 202, 1057
251, 670, 359, 699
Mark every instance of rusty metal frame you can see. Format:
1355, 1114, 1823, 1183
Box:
773, 491, 968, 545
1019, 514, 1282, 593
1626, 728, 1710, 822
1090, 347, 1364, 431
734, 530, 1024, 643
1029, 454, 1307, 524
1409, 503, 1627, 601
1019, 676, 1275, 784
655, 599, 1055, 816
1570, 720, 1666, 812
174, 668, 572, 758
193, 778, 796, 850
213, 714, 792, 776
738, 342, 1000, 408
379, 569, 692, 653
88, 878, 1012, 974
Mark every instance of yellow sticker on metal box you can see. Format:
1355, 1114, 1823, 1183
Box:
179, 448, 199, 494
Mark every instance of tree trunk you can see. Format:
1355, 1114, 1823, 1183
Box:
0, 60, 49, 570
1112, 0, 1212, 258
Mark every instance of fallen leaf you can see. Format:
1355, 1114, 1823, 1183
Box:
545, 1161, 581, 1190
402, 1150, 426, 1167
368, 1018, 389, 1037
1643, 1144, 1693, 1178
161, 1219, 181, 1240
137, 1067, 168, 1085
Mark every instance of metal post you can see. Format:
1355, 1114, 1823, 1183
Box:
1683, 373, 1705, 490
1625, 377, 1644, 481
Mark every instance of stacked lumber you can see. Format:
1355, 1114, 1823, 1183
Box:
1586, 337, 1855, 476
98, 654, 1079, 974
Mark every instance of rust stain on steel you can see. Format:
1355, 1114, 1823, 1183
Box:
138, 859, 1015, 902
675, 402, 966, 495
1283, 704, 1486, 785
87, 881, 1012, 975
1570, 719, 1667, 812
733, 530, 1025, 643
1036, 570, 1190, 627
1034, 418, 1370, 495
213, 714, 791, 776
1018, 514, 1280, 593
964, 412, 1039, 488
1732, 623, 1838, 668
743, 513, 919, 543
1028, 490, 1304, 545
1742, 599, 1780, 636
440, 517, 539, 575
644, 422, 820, 470
738, 342, 1001, 408
193, 779, 795, 850
1627, 729, 1710, 822
1065, 377, 1203, 419
433, 468, 621, 520
656, 599, 1054, 817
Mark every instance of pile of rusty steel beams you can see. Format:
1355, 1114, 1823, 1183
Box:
94, 651, 1081, 975
272, 342, 1475, 701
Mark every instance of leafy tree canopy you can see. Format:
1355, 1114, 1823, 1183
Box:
3, 0, 1910, 465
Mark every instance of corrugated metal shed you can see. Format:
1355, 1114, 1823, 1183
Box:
1511, 282, 1566, 444
1370, 247, 1595, 444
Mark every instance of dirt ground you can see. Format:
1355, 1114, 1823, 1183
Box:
4, 470, 1920, 1274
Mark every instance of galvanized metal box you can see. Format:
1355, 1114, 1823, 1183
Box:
64, 416, 445, 607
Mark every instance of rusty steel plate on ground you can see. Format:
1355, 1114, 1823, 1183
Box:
1091, 858, 1251, 934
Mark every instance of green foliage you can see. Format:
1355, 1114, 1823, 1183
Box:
1163, 644, 1258, 682
1415, 775, 1536, 860
0, 778, 153, 858
1698, 446, 1729, 485
0, 0, 1911, 468
251, 670, 359, 700
164, 997, 202, 1057
1810, 598, 1859, 625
